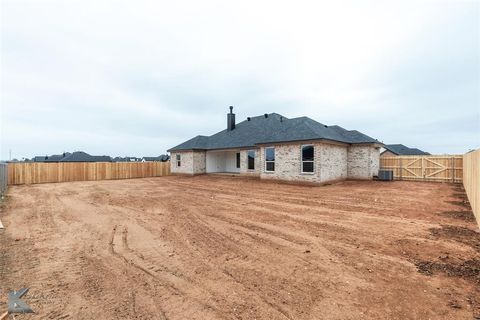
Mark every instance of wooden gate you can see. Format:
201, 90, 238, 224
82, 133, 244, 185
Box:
380, 155, 463, 183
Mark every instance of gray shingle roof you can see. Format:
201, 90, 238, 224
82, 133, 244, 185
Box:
383, 144, 430, 156
34, 151, 112, 162
61, 152, 111, 162
142, 155, 170, 162
44, 153, 71, 162
168, 113, 379, 151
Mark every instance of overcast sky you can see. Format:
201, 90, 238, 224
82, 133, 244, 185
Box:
1, 0, 479, 160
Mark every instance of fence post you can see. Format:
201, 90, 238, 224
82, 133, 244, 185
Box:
451, 157, 455, 183
0, 163, 7, 196
399, 158, 403, 181
422, 157, 425, 180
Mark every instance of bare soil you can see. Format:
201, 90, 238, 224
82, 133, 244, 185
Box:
0, 176, 479, 319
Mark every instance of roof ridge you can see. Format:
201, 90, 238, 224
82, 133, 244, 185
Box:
168, 112, 379, 151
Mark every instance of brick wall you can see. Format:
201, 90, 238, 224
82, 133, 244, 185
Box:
171, 143, 379, 181
347, 145, 379, 179
239, 149, 261, 176
259, 142, 348, 183
319, 144, 348, 182
170, 151, 206, 175
370, 147, 380, 177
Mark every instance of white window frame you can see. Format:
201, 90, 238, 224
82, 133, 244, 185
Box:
265, 147, 275, 172
176, 154, 181, 167
301, 144, 314, 174
247, 150, 256, 170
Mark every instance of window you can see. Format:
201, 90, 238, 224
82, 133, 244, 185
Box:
301, 145, 314, 173
265, 147, 275, 172
247, 150, 255, 170
176, 154, 181, 167
236, 152, 240, 169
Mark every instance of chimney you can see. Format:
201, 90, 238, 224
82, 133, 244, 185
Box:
227, 106, 235, 131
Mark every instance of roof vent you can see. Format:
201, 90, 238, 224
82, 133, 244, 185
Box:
324, 125, 328, 128
247, 117, 251, 121
264, 113, 268, 118
280, 116, 283, 122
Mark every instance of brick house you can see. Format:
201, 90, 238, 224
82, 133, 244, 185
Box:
168, 107, 382, 184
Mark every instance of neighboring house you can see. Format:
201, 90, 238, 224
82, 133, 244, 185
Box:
113, 156, 141, 162
33, 151, 111, 162
44, 153, 72, 162
142, 155, 170, 162
380, 144, 430, 157
33, 156, 48, 162
61, 152, 111, 162
168, 107, 382, 184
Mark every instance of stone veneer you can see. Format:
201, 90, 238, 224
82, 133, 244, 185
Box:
347, 145, 380, 179
239, 149, 261, 176
259, 142, 348, 183
170, 151, 206, 175
170, 143, 380, 182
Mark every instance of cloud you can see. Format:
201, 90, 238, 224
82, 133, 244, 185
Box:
1, 0, 478, 159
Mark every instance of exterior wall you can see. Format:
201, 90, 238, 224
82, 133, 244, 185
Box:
192, 151, 207, 174
319, 144, 348, 182
370, 147, 380, 177
239, 149, 261, 176
206, 150, 240, 173
258, 142, 348, 183
171, 143, 379, 181
225, 152, 240, 172
170, 151, 206, 175
347, 145, 380, 179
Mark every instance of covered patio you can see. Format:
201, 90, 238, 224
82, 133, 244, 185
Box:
206, 150, 241, 174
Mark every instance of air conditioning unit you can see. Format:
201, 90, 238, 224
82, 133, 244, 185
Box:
377, 170, 394, 181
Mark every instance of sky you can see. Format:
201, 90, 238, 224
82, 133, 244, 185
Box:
0, 0, 479, 160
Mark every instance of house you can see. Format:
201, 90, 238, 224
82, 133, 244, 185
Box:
113, 156, 141, 162
167, 107, 382, 184
33, 154, 67, 162
380, 144, 430, 157
61, 151, 111, 162
44, 153, 71, 162
142, 155, 170, 162
33, 151, 111, 162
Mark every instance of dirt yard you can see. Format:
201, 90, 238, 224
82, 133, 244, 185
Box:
0, 176, 479, 319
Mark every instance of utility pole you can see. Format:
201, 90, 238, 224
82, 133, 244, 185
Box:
9, 149, 11, 161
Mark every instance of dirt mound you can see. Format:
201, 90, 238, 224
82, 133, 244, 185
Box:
440, 210, 476, 222
446, 200, 472, 208
429, 225, 480, 252
415, 259, 480, 281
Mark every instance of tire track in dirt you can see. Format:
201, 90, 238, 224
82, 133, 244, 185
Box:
108, 223, 232, 319
126, 199, 305, 319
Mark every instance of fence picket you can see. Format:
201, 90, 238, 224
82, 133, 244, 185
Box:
7, 161, 171, 185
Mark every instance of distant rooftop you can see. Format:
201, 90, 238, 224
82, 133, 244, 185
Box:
33, 151, 111, 162
382, 144, 430, 156
31, 152, 169, 163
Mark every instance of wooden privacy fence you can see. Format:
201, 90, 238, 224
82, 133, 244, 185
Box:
463, 149, 479, 227
7, 161, 171, 185
380, 155, 463, 183
0, 163, 7, 194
